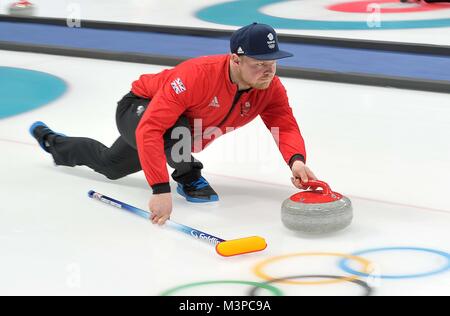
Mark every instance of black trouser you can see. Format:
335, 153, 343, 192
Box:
47, 92, 203, 184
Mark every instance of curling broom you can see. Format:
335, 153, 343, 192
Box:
88, 191, 267, 257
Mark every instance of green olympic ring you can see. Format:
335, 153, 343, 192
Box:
160, 280, 283, 296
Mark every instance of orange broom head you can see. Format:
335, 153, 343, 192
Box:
215, 236, 267, 257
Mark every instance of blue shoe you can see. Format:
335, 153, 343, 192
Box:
177, 177, 219, 203
29, 121, 65, 153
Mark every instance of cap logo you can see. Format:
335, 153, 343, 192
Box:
237, 46, 245, 54
267, 33, 276, 49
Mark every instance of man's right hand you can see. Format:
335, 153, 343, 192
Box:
149, 193, 172, 225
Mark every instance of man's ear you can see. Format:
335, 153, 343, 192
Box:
231, 53, 240, 65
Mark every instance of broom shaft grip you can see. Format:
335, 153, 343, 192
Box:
88, 191, 225, 245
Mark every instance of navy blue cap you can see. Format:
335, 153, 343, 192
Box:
230, 23, 293, 60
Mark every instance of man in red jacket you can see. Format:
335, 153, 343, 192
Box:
30, 23, 317, 225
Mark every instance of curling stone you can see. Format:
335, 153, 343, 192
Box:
8, 1, 35, 16
281, 180, 352, 234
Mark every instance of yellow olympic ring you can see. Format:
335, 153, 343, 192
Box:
253, 252, 373, 285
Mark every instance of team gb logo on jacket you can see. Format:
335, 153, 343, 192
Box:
171, 78, 186, 94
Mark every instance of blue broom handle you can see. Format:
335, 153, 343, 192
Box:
88, 191, 225, 245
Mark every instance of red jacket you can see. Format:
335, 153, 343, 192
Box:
132, 54, 306, 191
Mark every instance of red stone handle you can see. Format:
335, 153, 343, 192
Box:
302, 180, 332, 195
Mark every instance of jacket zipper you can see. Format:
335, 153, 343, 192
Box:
217, 93, 241, 129
197, 90, 249, 142
217, 89, 251, 129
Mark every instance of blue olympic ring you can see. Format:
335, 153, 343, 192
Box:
338, 247, 450, 279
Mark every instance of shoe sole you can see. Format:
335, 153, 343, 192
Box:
177, 186, 219, 203
29, 121, 66, 152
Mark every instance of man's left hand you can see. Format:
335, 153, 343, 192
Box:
291, 160, 317, 190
